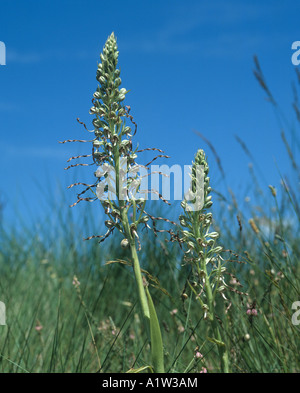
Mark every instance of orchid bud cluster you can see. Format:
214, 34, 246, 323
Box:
179, 149, 228, 317
91, 33, 132, 168
91, 32, 134, 163
89, 32, 150, 243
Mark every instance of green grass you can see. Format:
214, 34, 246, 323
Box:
0, 171, 299, 373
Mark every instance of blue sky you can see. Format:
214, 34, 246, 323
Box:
0, 0, 299, 225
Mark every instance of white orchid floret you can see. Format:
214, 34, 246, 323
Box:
206, 231, 219, 239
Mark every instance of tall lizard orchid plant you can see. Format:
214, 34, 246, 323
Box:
61, 33, 165, 373
179, 149, 230, 372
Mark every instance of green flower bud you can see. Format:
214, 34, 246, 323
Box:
209, 246, 223, 254
118, 108, 126, 116
181, 198, 188, 208
179, 215, 188, 227
98, 108, 106, 116
187, 241, 195, 250
105, 220, 115, 228
136, 198, 145, 205
139, 216, 149, 224
93, 151, 106, 160
115, 77, 122, 87
93, 91, 102, 99
123, 126, 132, 135
111, 209, 120, 218
121, 238, 129, 249
130, 223, 137, 231
205, 201, 213, 209
93, 118, 103, 128
182, 230, 192, 239
207, 232, 219, 239
112, 102, 119, 111
93, 140, 102, 148
129, 153, 137, 163
111, 134, 119, 145
90, 107, 98, 114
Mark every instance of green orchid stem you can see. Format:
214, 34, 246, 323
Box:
211, 318, 229, 373
129, 237, 165, 373
202, 260, 229, 373
121, 208, 164, 372
145, 287, 165, 373
129, 240, 150, 324
119, 205, 150, 325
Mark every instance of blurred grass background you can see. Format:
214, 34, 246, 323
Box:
0, 61, 299, 373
